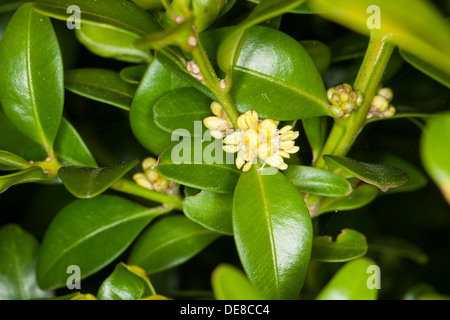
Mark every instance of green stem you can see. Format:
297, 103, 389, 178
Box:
190, 32, 240, 128
111, 179, 184, 210
315, 31, 395, 168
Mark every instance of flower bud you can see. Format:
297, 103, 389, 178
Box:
372, 96, 389, 113
330, 105, 344, 118
378, 87, 394, 102
142, 157, 157, 171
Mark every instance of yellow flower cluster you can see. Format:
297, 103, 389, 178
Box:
327, 83, 364, 118
133, 157, 178, 195
203, 102, 233, 139
204, 103, 300, 172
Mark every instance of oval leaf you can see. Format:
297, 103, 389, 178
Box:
0, 167, 47, 194
128, 215, 221, 274
0, 3, 63, 150
233, 167, 313, 300
156, 138, 241, 193
208, 26, 330, 120
154, 87, 211, 137
183, 190, 233, 235
33, 0, 161, 36
323, 155, 409, 192
318, 183, 378, 215
36, 195, 169, 290
299, 40, 331, 75
65, 69, 137, 111
212, 264, 266, 300
130, 59, 190, 156
120, 65, 148, 85
421, 113, 450, 204
58, 159, 139, 199
74, 24, 153, 63
0, 150, 31, 171
216, 0, 306, 75
284, 165, 352, 197
0, 224, 53, 300
316, 258, 378, 300
97, 263, 155, 300
312, 229, 368, 262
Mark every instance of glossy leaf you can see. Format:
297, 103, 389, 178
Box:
247, 0, 326, 14
316, 258, 378, 300
300, 40, 331, 75
0, 109, 96, 167
312, 229, 368, 262
318, 183, 378, 215
156, 138, 241, 193
216, 0, 306, 75
75, 24, 153, 63
0, 167, 47, 194
153, 87, 211, 137
205, 26, 330, 120
369, 237, 428, 265
36, 195, 168, 290
33, 0, 161, 36
65, 69, 137, 111
0, 150, 31, 171
58, 159, 139, 199
323, 155, 409, 192
53, 119, 98, 167
128, 215, 221, 274
183, 190, 233, 235
97, 263, 155, 300
421, 113, 450, 204
212, 264, 266, 300
308, 0, 450, 80
284, 165, 352, 197
0, 224, 53, 300
192, 0, 227, 32
129, 0, 162, 10
233, 167, 312, 300
130, 59, 190, 156
0, 3, 63, 150
120, 65, 148, 84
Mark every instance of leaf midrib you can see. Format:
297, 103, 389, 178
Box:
39, 209, 157, 283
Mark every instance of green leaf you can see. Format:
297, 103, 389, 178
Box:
183, 190, 233, 235
0, 167, 47, 194
75, 24, 153, 63
0, 3, 63, 150
0, 0, 28, 13
120, 65, 148, 84
129, 0, 162, 10
53, 118, 98, 167
299, 40, 331, 75
212, 264, 266, 300
302, 117, 327, 163
130, 59, 190, 156
128, 215, 221, 274
233, 167, 313, 300
284, 165, 352, 197
312, 229, 368, 263
33, 0, 161, 36
153, 87, 211, 137
0, 150, 31, 171
318, 183, 378, 215
58, 159, 139, 199
247, 0, 326, 14
97, 263, 155, 300
0, 224, 53, 300
36, 195, 168, 290
205, 26, 329, 120
400, 48, 450, 89
316, 258, 378, 300
359, 153, 427, 194
369, 237, 428, 265
192, 0, 227, 32
156, 138, 241, 193
0, 110, 96, 167
308, 0, 450, 81
323, 155, 409, 192
421, 113, 450, 204
216, 0, 306, 75
65, 69, 137, 111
